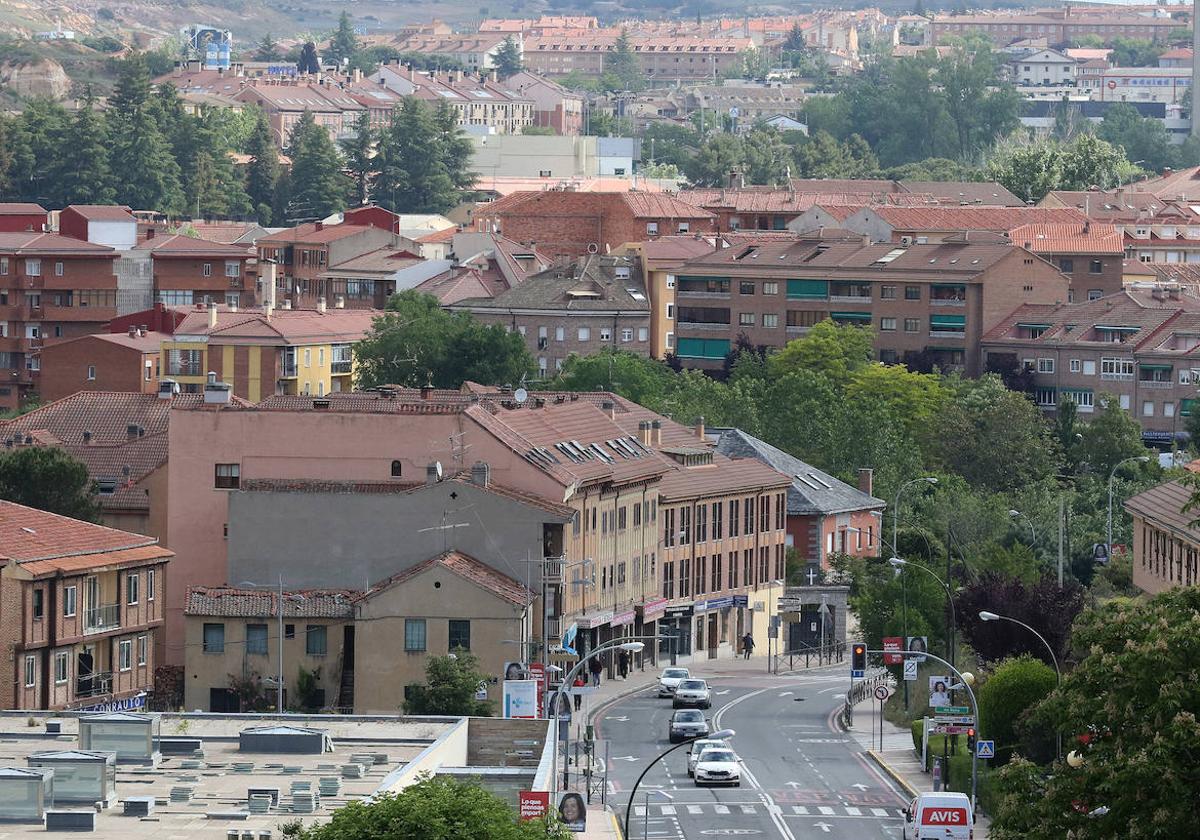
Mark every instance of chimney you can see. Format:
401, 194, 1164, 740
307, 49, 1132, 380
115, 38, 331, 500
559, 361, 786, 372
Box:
639, 420, 652, 446
425, 462, 443, 484
128, 326, 137, 338
857, 468, 874, 496
158, 379, 177, 399
282, 299, 292, 310
260, 260, 277, 309
335, 295, 345, 309
315, 221, 324, 231
694, 415, 705, 441
207, 302, 218, 329
420, 384, 434, 400
471, 461, 491, 487
652, 419, 662, 445
602, 400, 616, 419
317, 296, 327, 314
203, 371, 232, 405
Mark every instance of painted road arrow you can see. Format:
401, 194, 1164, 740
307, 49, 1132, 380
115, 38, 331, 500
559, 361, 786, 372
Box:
785, 781, 804, 788
851, 783, 869, 791
714, 690, 731, 695
612, 756, 639, 762
608, 716, 630, 722
813, 822, 833, 833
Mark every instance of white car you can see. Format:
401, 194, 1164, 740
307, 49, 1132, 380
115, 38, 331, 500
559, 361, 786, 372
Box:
687, 738, 729, 777
693, 747, 741, 787
672, 678, 712, 709
657, 667, 690, 698
902, 792, 973, 840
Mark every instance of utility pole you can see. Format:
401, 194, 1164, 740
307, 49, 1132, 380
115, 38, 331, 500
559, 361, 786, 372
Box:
1057, 495, 1065, 589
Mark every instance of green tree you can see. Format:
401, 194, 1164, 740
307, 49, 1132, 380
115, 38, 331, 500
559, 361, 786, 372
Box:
684, 133, 743, 187
354, 291, 533, 389
642, 122, 702, 168
372, 99, 473, 214
605, 28, 645, 92
844, 363, 948, 438
550, 349, 675, 406
284, 775, 568, 840
340, 111, 374, 207
297, 41, 320, 74
401, 651, 493, 716
741, 128, 791, 185
493, 35, 523, 79
108, 54, 185, 214
244, 107, 280, 224
1076, 394, 1149, 478
5, 98, 69, 204
184, 112, 252, 219
0, 447, 100, 522
255, 33, 281, 62
985, 136, 1064, 204
325, 12, 359, 67
937, 46, 1021, 160
992, 588, 1200, 838
977, 656, 1058, 766
47, 88, 114, 207
1097, 102, 1173, 173
1059, 133, 1130, 192
285, 110, 351, 222
767, 319, 874, 385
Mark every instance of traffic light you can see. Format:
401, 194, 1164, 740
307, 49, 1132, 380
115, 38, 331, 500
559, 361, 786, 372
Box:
851, 642, 866, 672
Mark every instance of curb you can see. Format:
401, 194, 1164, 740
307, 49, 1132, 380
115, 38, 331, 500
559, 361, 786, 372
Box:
866, 749, 920, 799
587, 675, 658, 727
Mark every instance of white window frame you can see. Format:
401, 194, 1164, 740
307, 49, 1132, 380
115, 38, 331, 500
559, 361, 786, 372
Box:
54, 261, 64, 276
637, 327, 648, 341
578, 327, 590, 341
1083, 360, 1096, 376
126, 572, 139, 606
148, 569, 155, 601
137, 634, 147, 666
64, 585, 77, 617
665, 275, 676, 289
1143, 400, 1155, 416
55, 652, 69, 684
224, 261, 240, 278
1037, 358, 1055, 374
621, 328, 633, 342
23, 655, 34, 687
555, 326, 565, 341
119, 639, 132, 672
87, 365, 96, 381
763, 314, 779, 328
1181, 369, 1193, 385
600, 327, 612, 342
202, 263, 212, 277
646, 222, 659, 236
1069, 359, 1081, 373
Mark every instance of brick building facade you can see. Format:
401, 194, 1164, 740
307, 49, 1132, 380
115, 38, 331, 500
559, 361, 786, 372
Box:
38, 329, 163, 403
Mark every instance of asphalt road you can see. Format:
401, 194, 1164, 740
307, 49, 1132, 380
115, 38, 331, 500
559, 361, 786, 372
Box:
595, 668, 910, 840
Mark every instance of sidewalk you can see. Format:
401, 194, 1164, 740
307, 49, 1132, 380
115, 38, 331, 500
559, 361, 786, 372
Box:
845, 698, 992, 837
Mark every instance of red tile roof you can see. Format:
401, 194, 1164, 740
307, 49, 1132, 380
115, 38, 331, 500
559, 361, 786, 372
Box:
258, 223, 376, 246
172, 308, 381, 344
865, 206, 1088, 230
185, 586, 356, 618
619, 193, 717, 220
0, 203, 47, 215
362, 550, 533, 607
0, 232, 116, 255
1008, 222, 1125, 255
0, 392, 180, 447
0, 500, 171, 574
134, 233, 252, 257
64, 205, 135, 221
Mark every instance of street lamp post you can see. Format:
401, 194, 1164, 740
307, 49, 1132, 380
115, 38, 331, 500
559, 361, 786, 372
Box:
1008, 509, 1037, 549
892, 477, 937, 710
889, 557, 956, 667
979, 610, 1062, 760
623, 728, 736, 839
238, 575, 285, 713
1107, 456, 1149, 561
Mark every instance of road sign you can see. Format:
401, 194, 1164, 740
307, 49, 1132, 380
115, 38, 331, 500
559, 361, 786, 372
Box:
975, 740, 995, 759
903, 659, 918, 681
933, 706, 970, 715
933, 715, 976, 725
873, 685, 889, 701
930, 723, 973, 735
851, 670, 864, 679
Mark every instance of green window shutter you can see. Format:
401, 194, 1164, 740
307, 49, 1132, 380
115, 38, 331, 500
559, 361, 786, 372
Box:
830, 312, 871, 322
930, 314, 967, 327
677, 337, 730, 359
787, 279, 828, 299
1182, 399, 1196, 417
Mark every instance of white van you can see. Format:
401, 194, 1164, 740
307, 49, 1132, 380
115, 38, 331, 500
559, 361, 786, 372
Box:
901, 792, 974, 840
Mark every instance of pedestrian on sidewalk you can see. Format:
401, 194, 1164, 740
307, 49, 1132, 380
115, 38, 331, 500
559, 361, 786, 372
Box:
589, 655, 603, 687
742, 632, 755, 660
618, 650, 629, 680
572, 674, 585, 711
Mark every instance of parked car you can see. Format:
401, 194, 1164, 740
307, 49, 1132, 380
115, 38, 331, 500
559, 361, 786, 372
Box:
672, 678, 712, 709
668, 708, 709, 743
657, 667, 691, 698
693, 747, 741, 787
687, 738, 729, 777
902, 792, 974, 840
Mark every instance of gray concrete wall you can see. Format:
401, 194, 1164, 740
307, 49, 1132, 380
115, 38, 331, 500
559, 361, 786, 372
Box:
226, 480, 556, 591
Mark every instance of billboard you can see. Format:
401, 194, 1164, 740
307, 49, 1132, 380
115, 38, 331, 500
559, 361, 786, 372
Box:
503, 679, 539, 719
882, 636, 903, 665
518, 790, 549, 820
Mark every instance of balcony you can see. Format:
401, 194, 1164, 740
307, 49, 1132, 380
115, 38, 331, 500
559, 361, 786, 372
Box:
678, 321, 731, 331
676, 290, 731, 300
1101, 372, 1133, 381
41, 305, 117, 323
76, 671, 114, 699
786, 326, 811, 335
929, 330, 966, 339
331, 361, 352, 375
828, 295, 871, 304
930, 298, 966, 307
1138, 379, 1173, 389
544, 555, 564, 583
83, 603, 120, 635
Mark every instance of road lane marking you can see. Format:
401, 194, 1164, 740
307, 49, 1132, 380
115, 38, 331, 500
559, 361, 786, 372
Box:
714, 805, 730, 814
687, 805, 703, 814
871, 808, 890, 817
845, 806, 862, 816
792, 806, 808, 815
818, 806, 835, 815
739, 805, 757, 814
660, 805, 676, 815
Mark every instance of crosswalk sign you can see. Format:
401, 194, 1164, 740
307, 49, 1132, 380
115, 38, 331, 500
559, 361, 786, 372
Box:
975, 740, 995, 759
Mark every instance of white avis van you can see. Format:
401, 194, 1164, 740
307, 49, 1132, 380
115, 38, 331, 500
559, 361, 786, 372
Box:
902, 792, 974, 840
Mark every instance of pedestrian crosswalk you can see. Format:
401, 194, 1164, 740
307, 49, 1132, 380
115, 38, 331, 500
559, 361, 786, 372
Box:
633, 803, 903, 819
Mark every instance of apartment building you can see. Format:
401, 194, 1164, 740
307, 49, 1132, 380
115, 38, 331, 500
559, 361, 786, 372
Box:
503, 70, 584, 135
1124, 479, 1200, 595
668, 232, 1071, 375
232, 79, 366, 148
160, 304, 376, 401
449, 254, 651, 378
834, 205, 1089, 244
930, 11, 1178, 47
257, 222, 397, 310
0, 232, 119, 410
1009, 222, 1126, 300
1041, 188, 1200, 265
137, 233, 255, 308
374, 66, 536, 135
59, 205, 138, 251
618, 235, 719, 359
981, 287, 1200, 442
0, 203, 49, 233
475, 191, 717, 258
0, 500, 171, 711
38, 329, 163, 403
522, 35, 753, 81
390, 33, 513, 72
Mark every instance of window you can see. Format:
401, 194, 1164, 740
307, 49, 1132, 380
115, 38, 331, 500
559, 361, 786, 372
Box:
147, 569, 155, 601
306, 624, 327, 656
763, 314, 778, 328
449, 619, 471, 651
644, 221, 660, 236
405, 619, 427, 651
677, 222, 690, 234
578, 327, 590, 341
64, 585, 77, 617
1038, 358, 1055, 374
304, 348, 311, 367
137, 635, 147, 666
0, 257, 6, 274
26, 258, 41, 276
1034, 387, 1057, 406
114, 638, 132, 671
215, 463, 240, 489
739, 281, 756, 295
666, 304, 674, 320
763, 282, 779, 295
904, 318, 919, 333
1182, 370, 1193, 385
33, 588, 44, 620
203, 623, 225, 653
712, 501, 723, 540
666, 275, 676, 289
744, 496, 755, 534
1070, 359, 1081, 373
1083, 360, 1096, 376
86, 365, 96, 381
1120, 394, 1131, 410
696, 504, 707, 543
1165, 401, 1176, 418
904, 286, 920, 300
1143, 400, 1155, 416
225, 261, 240, 278
638, 327, 648, 341
880, 285, 896, 299
24, 655, 34, 687
665, 331, 674, 349
284, 623, 295, 639
679, 505, 691, 544
1088, 289, 1103, 301
247, 623, 268, 655
880, 317, 896, 331
621, 328, 632, 342
739, 312, 755, 326
202, 263, 212, 277
555, 326, 565, 341
126, 572, 139, 605
55, 652, 68, 684
1089, 260, 1103, 274
729, 498, 739, 538
1059, 258, 1074, 273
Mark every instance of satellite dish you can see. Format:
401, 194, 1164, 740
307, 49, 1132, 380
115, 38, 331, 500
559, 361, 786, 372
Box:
514, 387, 528, 404
434, 461, 443, 481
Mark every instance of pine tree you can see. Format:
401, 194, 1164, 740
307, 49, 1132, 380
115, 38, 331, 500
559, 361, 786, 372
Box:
5, 98, 68, 204
326, 12, 359, 66
255, 33, 281, 62
372, 99, 472, 215
185, 115, 252, 220
340, 111, 374, 207
47, 88, 114, 206
245, 107, 280, 224
286, 110, 351, 222
297, 42, 320, 75
108, 54, 185, 214
493, 36, 523, 79
605, 29, 645, 92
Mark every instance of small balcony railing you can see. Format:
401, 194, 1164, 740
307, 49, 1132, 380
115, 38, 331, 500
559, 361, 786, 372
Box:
1138, 379, 1173, 389
930, 298, 966, 307
676, 290, 731, 300
83, 603, 120, 635
76, 671, 114, 698
828, 295, 871, 304
678, 321, 731, 331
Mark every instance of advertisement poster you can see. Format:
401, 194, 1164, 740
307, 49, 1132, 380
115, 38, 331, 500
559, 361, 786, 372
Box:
503, 679, 539, 719
882, 636, 904, 665
557, 791, 587, 832
518, 791, 549, 820
929, 676, 951, 708
906, 636, 928, 663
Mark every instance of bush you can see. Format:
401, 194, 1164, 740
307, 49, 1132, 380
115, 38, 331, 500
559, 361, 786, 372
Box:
977, 655, 1057, 765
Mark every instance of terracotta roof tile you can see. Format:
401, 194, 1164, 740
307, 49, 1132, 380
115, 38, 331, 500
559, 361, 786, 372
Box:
362, 550, 533, 607
186, 586, 356, 618
18, 543, 172, 577
0, 392, 180, 447
1124, 480, 1197, 539
64, 205, 135, 221
0, 203, 47, 215
865, 206, 1087, 230
0, 232, 116, 255
258, 223, 376, 246
0, 500, 168, 568
1008, 222, 1125, 255
134, 233, 252, 257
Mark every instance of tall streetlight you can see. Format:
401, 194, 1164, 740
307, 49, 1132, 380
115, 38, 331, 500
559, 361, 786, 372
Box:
893, 477, 938, 557
979, 610, 1062, 760
623, 727, 736, 839
889, 557, 956, 667
1008, 509, 1036, 548
1107, 456, 1149, 561
237, 575, 285, 714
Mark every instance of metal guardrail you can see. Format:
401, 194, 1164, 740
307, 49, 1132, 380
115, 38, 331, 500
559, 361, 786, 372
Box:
771, 640, 845, 674
838, 667, 889, 729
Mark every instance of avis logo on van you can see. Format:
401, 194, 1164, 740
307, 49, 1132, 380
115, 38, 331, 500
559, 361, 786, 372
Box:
921, 808, 968, 825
